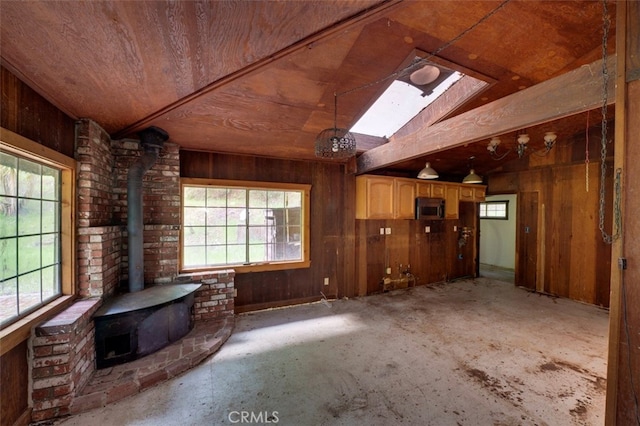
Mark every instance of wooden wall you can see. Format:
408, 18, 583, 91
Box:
1, 65, 76, 158
180, 150, 356, 312
355, 202, 478, 295
0, 65, 76, 426
487, 126, 613, 307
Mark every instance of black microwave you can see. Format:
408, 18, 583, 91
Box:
415, 197, 445, 220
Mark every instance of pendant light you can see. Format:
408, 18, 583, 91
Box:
417, 162, 439, 179
462, 156, 482, 184
315, 93, 356, 159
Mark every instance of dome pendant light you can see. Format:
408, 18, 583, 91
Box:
462, 156, 482, 184
417, 162, 439, 179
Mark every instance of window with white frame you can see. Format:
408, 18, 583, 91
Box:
479, 200, 509, 220
181, 179, 310, 271
0, 140, 73, 327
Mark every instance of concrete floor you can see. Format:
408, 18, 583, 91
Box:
57, 278, 609, 426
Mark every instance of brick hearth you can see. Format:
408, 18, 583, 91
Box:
70, 317, 234, 415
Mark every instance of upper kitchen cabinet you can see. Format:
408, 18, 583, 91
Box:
356, 175, 485, 220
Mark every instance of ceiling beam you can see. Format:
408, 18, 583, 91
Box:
357, 55, 616, 174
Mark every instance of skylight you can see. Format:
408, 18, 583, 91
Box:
350, 71, 463, 138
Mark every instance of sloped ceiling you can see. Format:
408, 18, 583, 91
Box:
0, 0, 616, 177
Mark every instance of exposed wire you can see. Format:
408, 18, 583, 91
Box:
336, 0, 512, 98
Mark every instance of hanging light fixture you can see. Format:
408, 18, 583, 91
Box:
462, 156, 482, 184
417, 162, 439, 179
315, 93, 356, 159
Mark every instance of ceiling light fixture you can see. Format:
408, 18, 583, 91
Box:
462, 156, 482, 184
409, 64, 441, 86
315, 93, 356, 159
417, 162, 439, 179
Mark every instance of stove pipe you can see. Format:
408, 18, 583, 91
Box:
127, 126, 169, 293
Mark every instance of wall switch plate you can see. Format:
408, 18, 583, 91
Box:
386, 267, 392, 275
324, 277, 329, 285
425, 226, 431, 233
380, 228, 385, 235
385, 227, 391, 235
233, 289, 238, 298
453, 225, 457, 232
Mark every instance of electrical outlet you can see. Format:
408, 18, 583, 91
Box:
425, 226, 431, 233
386, 267, 392, 275
324, 277, 329, 285
453, 225, 457, 232
233, 288, 238, 298
385, 227, 391, 235
379, 228, 385, 235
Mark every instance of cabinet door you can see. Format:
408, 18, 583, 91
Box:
367, 177, 395, 219
416, 182, 431, 197
473, 187, 486, 201
444, 185, 459, 219
431, 183, 446, 198
459, 186, 475, 201
395, 179, 416, 219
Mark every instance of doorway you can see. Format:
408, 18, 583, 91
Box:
479, 194, 517, 283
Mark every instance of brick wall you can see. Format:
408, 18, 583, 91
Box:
77, 226, 122, 298
180, 270, 236, 321
30, 299, 101, 422
112, 139, 181, 284
75, 119, 114, 228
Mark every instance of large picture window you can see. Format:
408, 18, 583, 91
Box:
181, 179, 310, 272
0, 128, 75, 331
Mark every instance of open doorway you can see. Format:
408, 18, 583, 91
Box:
479, 194, 517, 283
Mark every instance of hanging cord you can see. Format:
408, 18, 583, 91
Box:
336, 0, 511, 98
585, 111, 590, 192
598, 0, 621, 244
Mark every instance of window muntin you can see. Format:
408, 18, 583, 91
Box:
181, 180, 309, 271
479, 201, 509, 220
0, 152, 62, 326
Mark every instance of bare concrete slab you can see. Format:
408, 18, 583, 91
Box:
56, 278, 608, 425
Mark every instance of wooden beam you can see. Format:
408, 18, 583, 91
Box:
393, 75, 490, 139
115, 0, 405, 139
357, 55, 616, 174
353, 132, 387, 151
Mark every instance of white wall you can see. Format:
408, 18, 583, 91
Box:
479, 194, 517, 270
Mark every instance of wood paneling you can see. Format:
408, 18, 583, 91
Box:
488, 144, 612, 306
0, 340, 29, 426
355, 210, 477, 295
0, 66, 75, 158
180, 150, 356, 309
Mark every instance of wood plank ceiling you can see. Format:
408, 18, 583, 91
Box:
0, 0, 615, 178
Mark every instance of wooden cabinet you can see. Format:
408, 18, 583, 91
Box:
459, 184, 486, 202
394, 178, 416, 219
356, 176, 416, 219
356, 176, 394, 219
431, 183, 446, 198
356, 175, 485, 220
416, 182, 431, 197
444, 184, 460, 219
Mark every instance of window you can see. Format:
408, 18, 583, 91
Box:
181, 179, 310, 272
479, 201, 509, 220
0, 128, 75, 330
